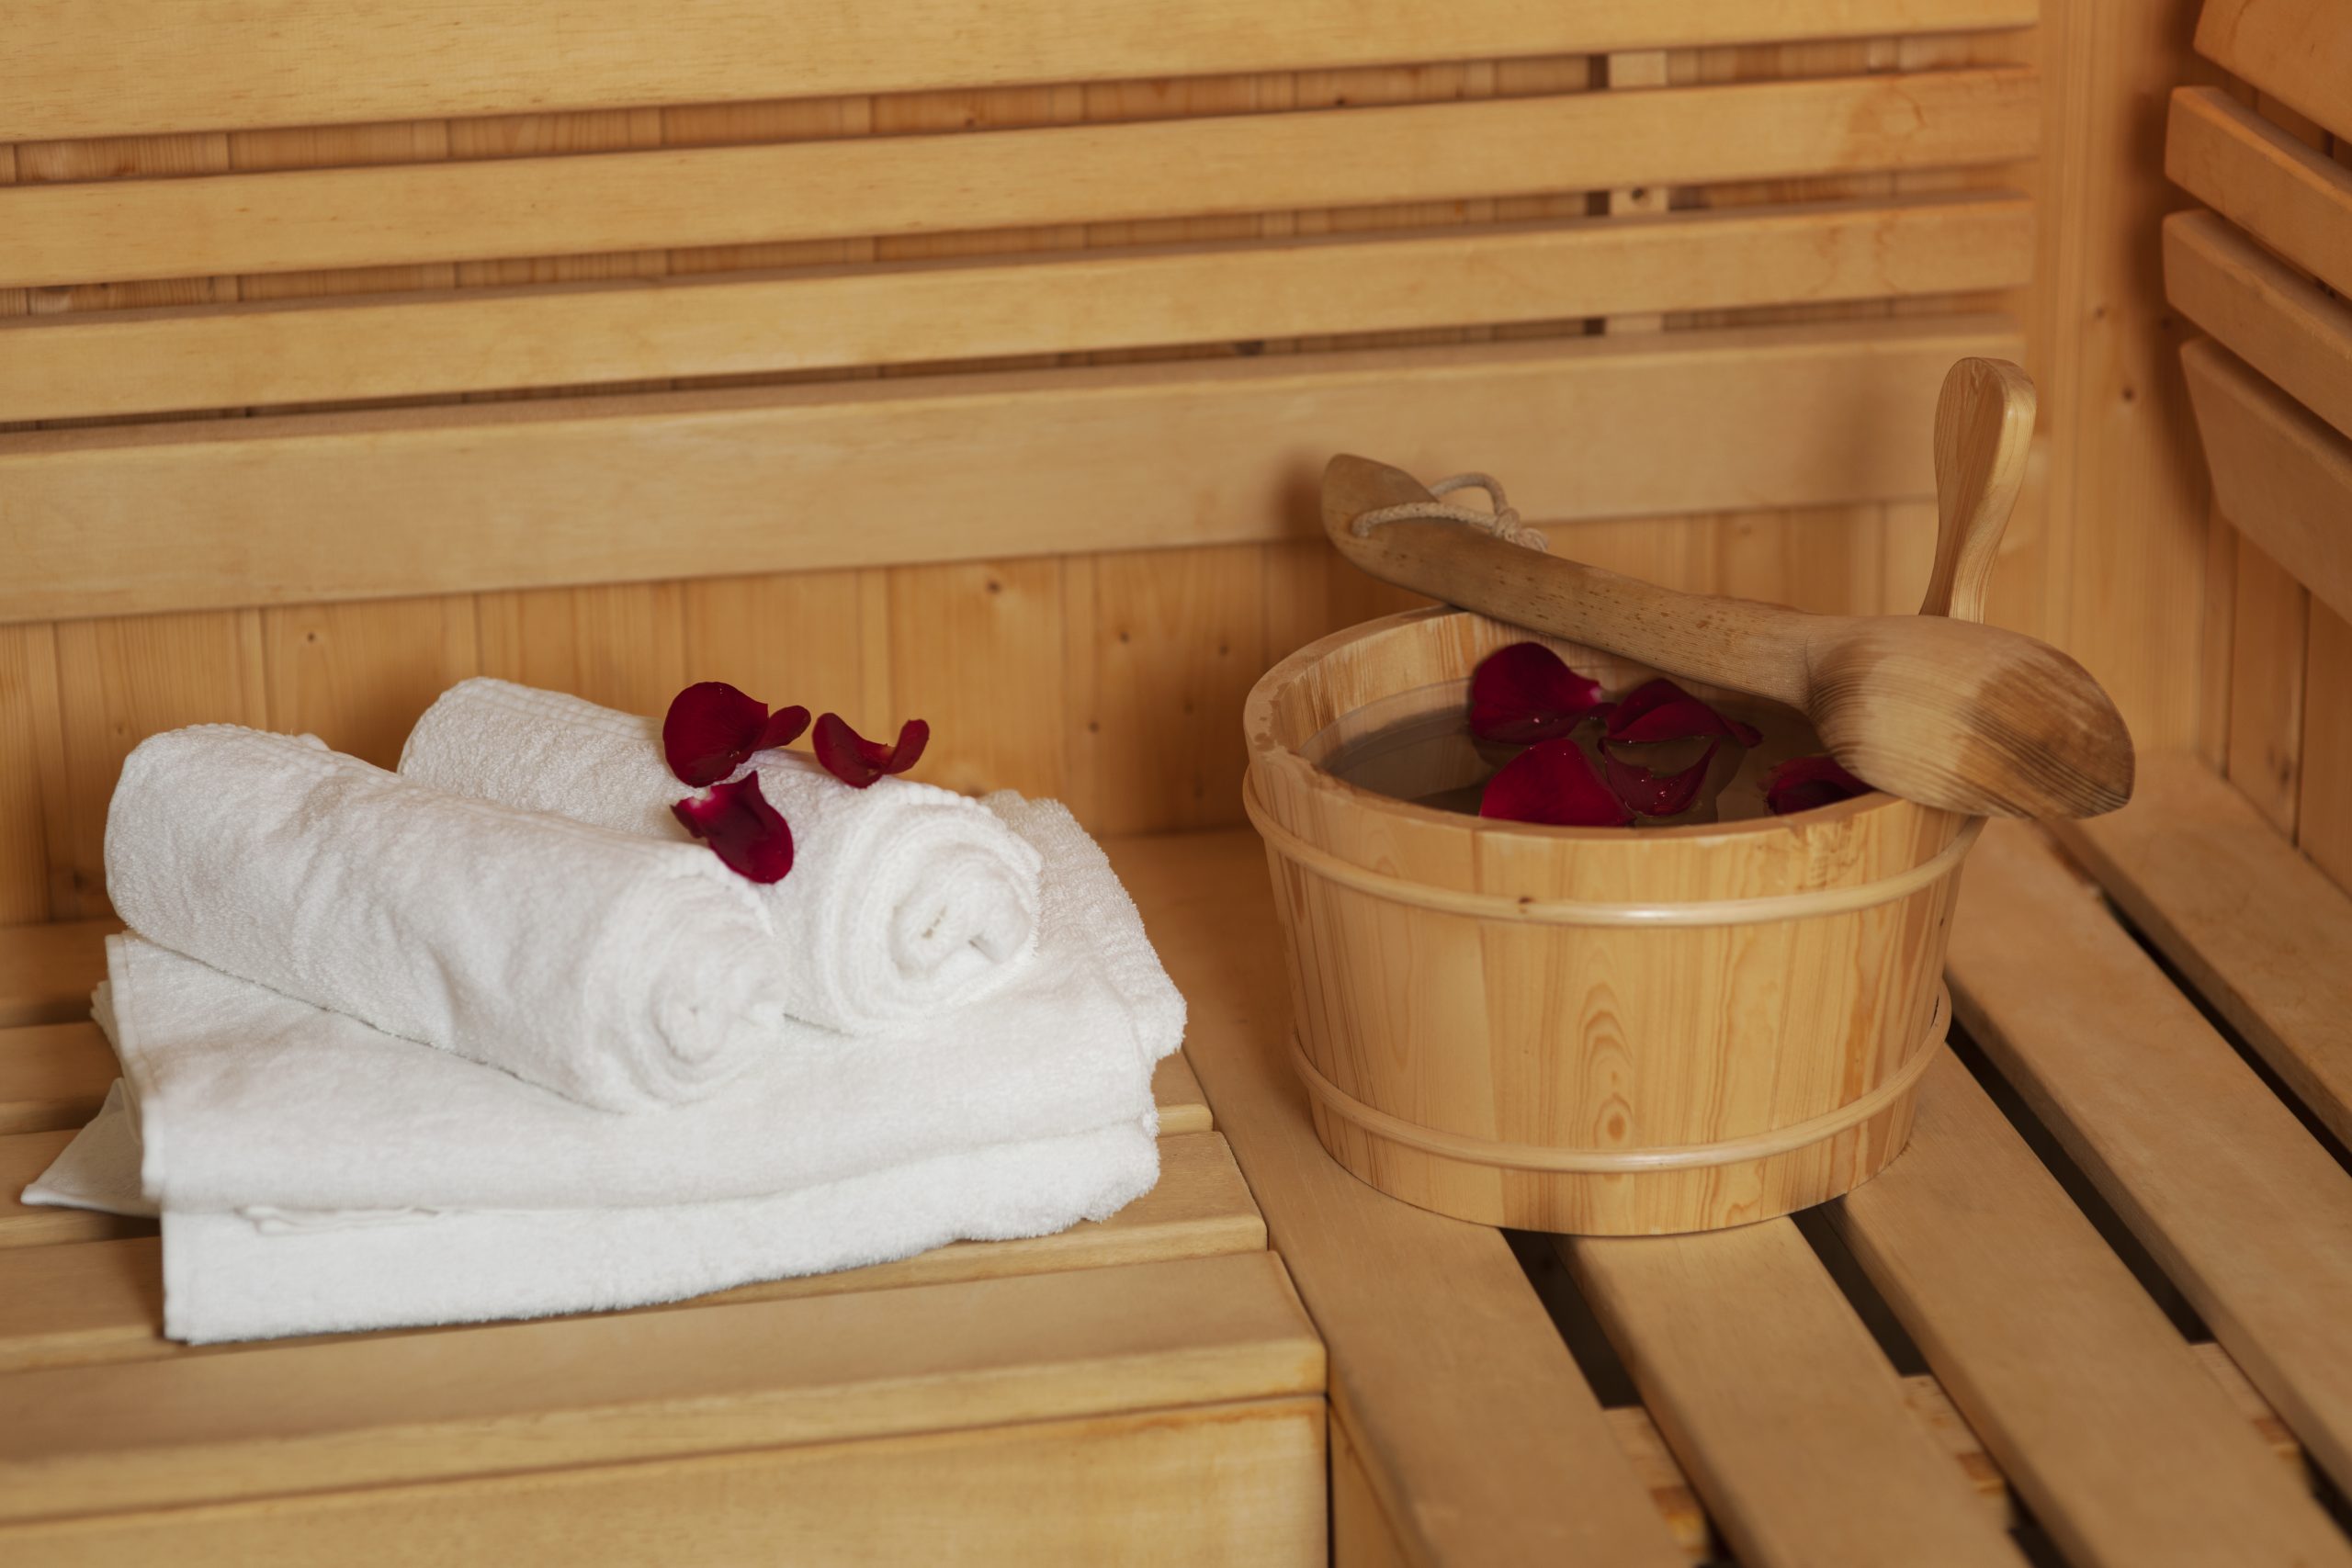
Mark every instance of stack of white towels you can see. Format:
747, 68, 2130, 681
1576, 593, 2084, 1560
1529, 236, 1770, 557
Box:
24, 679, 1185, 1344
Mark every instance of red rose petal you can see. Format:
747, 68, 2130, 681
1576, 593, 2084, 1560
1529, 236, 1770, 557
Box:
756, 705, 811, 752
663, 682, 811, 786
1604, 678, 1763, 749
1765, 754, 1874, 816
1604, 740, 1719, 818
812, 714, 930, 789
1469, 642, 1606, 744
672, 773, 796, 882
1478, 739, 1634, 827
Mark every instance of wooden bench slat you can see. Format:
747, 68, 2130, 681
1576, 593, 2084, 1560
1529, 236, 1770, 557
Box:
0, 1397, 1329, 1568
1830, 1050, 2351, 1567
0, 1247, 1321, 1524
3, 0, 2038, 142
2182, 338, 2352, 626
0, 919, 113, 1030
0, 1023, 114, 1135
2166, 209, 2352, 445
2167, 86, 2352, 301
0, 314, 2022, 625
0, 1129, 1264, 1373
1106, 829, 1687, 1568
2195, 0, 2352, 146
1949, 821, 2352, 1495
0, 194, 2034, 424
0, 69, 2040, 291
1152, 1052, 1212, 1135
1562, 1222, 2026, 1568
2059, 754, 2352, 1147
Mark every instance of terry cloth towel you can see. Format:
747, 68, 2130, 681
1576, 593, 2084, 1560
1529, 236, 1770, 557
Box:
64, 794, 1182, 1216
30, 1088, 1159, 1343
105, 725, 787, 1111
401, 678, 1045, 1034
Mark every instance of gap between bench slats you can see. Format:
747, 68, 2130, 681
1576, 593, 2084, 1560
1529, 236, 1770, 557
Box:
0, 69, 2040, 291
2, 0, 2039, 142
1829, 1048, 2349, 1566
0, 194, 2034, 424
1948, 820, 2352, 1497
2167, 87, 2352, 301
2195, 0, 2352, 147
0, 314, 2023, 625
2165, 210, 2352, 445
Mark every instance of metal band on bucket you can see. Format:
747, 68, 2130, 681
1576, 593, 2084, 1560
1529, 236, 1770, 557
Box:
1285, 987, 1949, 1175
1243, 774, 1983, 928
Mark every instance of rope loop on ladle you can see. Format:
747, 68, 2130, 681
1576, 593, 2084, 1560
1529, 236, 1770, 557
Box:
1349, 472, 1548, 553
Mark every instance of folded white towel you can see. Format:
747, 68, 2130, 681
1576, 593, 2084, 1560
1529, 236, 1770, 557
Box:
401, 678, 1045, 1033
105, 725, 788, 1111
74, 794, 1181, 1216
30, 1088, 1158, 1343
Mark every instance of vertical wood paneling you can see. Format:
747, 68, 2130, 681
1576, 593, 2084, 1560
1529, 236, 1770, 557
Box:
49, 612, 269, 919
886, 558, 1068, 800
2299, 601, 2352, 891
1068, 546, 1265, 833
476, 583, 689, 718
680, 570, 874, 748
0, 626, 59, 925
261, 598, 481, 769
2224, 531, 2310, 834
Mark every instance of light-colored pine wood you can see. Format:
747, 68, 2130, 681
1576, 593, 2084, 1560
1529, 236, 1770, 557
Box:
1329, 1413, 1416, 1568
2057, 752, 2352, 1145
260, 597, 480, 770
3, 0, 2039, 141
0, 195, 2036, 424
0, 1131, 153, 1247
0, 316, 2023, 626
1318, 418, 2130, 821
0, 1248, 1320, 1522
0, 70, 2041, 291
886, 558, 1069, 803
0, 1128, 1259, 1374
1560, 1221, 2027, 1568
1830, 1050, 2352, 1567
1247, 604, 1972, 1230
0, 1022, 113, 1135
476, 582, 688, 720
2165, 209, 2352, 444
2196, 0, 2352, 144
2168, 86, 2352, 301
0, 1397, 1327, 1568
2199, 500, 2239, 772
1104, 829, 1688, 1567
1948, 820, 2352, 1494
2182, 337, 2352, 626
0, 919, 113, 1029
2224, 535, 2311, 833
2302, 601, 2352, 892
0, 626, 59, 926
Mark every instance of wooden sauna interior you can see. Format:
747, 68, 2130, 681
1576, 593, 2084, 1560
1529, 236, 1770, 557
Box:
6, 2, 2352, 1564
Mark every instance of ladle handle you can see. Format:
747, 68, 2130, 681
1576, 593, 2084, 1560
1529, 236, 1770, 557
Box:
1921, 357, 2037, 624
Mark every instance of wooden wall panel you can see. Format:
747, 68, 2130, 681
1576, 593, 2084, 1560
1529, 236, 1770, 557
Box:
260, 598, 480, 770
2301, 602, 2352, 890
888, 559, 1070, 803
0, 628, 58, 927
2223, 532, 2311, 835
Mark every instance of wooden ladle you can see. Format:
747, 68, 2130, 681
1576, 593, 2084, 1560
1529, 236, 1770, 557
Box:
1320, 358, 2134, 819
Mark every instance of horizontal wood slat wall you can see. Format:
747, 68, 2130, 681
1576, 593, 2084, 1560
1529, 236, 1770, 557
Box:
2163, 18, 2352, 896
3, 0, 2041, 141
0, 21, 2043, 924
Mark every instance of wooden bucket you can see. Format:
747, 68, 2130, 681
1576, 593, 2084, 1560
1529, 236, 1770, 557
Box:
1242, 607, 1979, 1235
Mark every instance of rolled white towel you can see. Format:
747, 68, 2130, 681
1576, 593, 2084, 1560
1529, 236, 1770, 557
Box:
106, 725, 786, 1111
401, 678, 1044, 1033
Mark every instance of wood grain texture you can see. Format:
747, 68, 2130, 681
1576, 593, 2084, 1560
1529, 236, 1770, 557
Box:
0, 1249, 1321, 1522
2183, 337, 2352, 626
1105, 829, 1687, 1567
2167, 86, 2352, 300
0, 195, 2037, 423
2165, 209, 2352, 443
0, 919, 114, 1027
2, 0, 2039, 141
0, 1022, 114, 1135
2224, 533, 2310, 832
261, 597, 479, 769
1562, 1221, 2027, 1568
0, 1398, 1327, 1568
1949, 821, 2352, 1494
0, 70, 2041, 290
0, 626, 60, 925
0, 1126, 1257, 1374
0, 316, 2023, 625
2196, 0, 2352, 143
1830, 1050, 2352, 1567
2059, 752, 2352, 1145
2302, 601, 2352, 891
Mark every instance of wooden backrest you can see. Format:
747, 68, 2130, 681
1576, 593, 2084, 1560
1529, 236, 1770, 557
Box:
0, 3, 2040, 923
2164, 0, 2352, 887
